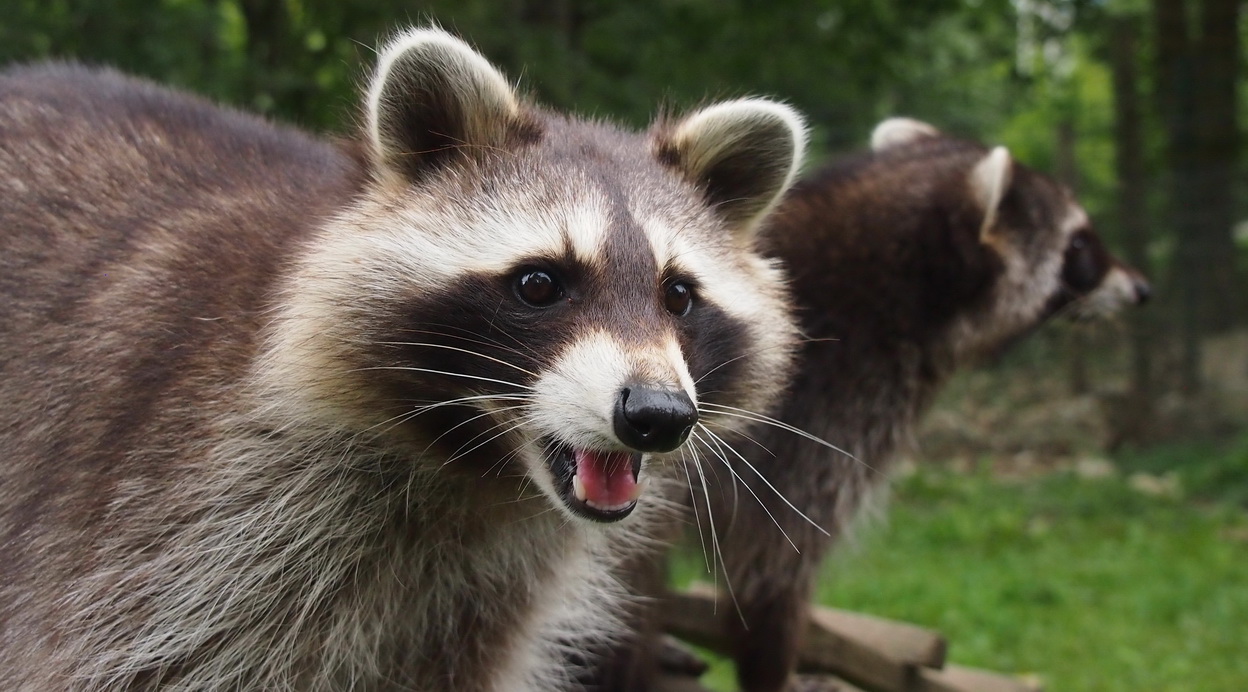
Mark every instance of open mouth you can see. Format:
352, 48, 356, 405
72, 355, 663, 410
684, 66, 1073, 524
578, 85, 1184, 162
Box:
546, 440, 645, 522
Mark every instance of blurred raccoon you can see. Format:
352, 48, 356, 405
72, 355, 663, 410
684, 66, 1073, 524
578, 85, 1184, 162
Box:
0, 28, 807, 691
591, 118, 1150, 692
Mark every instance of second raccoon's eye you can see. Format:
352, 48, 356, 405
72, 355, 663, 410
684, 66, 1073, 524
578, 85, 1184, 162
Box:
664, 282, 693, 316
514, 270, 562, 307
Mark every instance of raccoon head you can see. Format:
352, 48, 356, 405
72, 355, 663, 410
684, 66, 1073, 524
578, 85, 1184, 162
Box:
268, 28, 805, 525
871, 117, 1149, 358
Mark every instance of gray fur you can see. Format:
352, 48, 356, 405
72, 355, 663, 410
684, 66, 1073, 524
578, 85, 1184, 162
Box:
0, 28, 805, 691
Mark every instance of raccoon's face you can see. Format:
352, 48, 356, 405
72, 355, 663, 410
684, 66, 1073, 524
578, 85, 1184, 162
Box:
1046, 204, 1151, 319
871, 118, 1149, 358
266, 29, 804, 525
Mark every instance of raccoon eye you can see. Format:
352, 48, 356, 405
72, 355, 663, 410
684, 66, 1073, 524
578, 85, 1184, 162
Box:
1062, 230, 1103, 293
514, 270, 562, 307
664, 281, 693, 316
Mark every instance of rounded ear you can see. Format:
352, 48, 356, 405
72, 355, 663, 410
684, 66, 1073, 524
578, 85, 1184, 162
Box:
969, 146, 1014, 242
365, 28, 539, 183
654, 99, 807, 239
870, 117, 939, 151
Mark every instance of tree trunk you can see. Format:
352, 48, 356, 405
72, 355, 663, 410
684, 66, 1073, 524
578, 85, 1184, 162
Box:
1152, 0, 1202, 393
1110, 13, 1154, 444
1154, 0, 1243, 394
1194, 0, 1241, 333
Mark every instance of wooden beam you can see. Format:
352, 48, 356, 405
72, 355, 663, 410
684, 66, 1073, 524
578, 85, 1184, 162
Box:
805, 606, 947, 670
654, 673, 870, 692
663, 584, 947, 691
916, 665, 1043, 692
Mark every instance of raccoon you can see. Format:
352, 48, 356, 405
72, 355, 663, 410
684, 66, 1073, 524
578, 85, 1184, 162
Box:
594, 117, 1150, 692
0, 28, 806, 691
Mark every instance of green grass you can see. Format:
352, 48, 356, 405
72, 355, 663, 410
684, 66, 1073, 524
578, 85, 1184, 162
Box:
672, 441, 1248, 691
1111, 433, 1248, 507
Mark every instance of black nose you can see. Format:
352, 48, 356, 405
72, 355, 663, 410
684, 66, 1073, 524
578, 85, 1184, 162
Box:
613, 384, 698, 453
1133, 277, 1152, 304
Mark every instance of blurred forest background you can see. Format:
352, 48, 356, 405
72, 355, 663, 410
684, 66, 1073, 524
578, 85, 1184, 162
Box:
3, 1, 1246, 690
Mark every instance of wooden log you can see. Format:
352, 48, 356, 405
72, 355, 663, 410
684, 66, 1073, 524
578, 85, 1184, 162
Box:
663, 584, 947, 691
804, 606, 947, 670
916, 665, 1043, 692
653, 672, 870, 692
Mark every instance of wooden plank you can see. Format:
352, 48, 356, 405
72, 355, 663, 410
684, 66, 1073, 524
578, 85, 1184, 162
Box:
661, 583, 739, 652
806, 606, 947, 670
653, 672, 870, 692
791, 674, 872, 692
664, 584, 944, 691
916, 665, 1043, 692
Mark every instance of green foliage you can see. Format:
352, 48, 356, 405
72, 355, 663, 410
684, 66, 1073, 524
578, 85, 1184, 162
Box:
0, 0, 1032, 154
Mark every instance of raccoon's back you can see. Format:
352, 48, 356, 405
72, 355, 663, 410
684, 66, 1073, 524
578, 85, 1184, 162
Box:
0, 64, 362, 599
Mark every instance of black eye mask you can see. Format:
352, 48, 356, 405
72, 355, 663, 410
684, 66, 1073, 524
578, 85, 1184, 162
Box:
1061, 229, 1111, 295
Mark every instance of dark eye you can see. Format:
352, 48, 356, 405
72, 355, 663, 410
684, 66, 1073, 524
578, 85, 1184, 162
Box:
514, 269, 562, 307
1062, 230, 1105, 293
664, 281, 693, 316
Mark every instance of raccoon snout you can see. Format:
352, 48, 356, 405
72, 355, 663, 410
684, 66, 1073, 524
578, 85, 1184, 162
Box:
1132, 276, 1152, 304
613, 384, 697, 453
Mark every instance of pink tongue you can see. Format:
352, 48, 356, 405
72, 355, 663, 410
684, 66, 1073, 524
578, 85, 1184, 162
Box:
575, 450, 638, 507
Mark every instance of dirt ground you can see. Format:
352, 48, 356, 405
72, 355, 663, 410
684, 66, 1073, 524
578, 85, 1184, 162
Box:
910, 327, 1248, 478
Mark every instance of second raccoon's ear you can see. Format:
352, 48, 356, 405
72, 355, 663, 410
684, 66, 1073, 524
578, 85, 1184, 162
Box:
365, 28, 538, 183
654, 99, 807, 239
969, 146, 1014, 242
870, 117, 939, 151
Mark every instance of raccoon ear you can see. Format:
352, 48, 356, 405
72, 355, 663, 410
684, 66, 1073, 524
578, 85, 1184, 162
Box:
365, 28, 537, 183
969, 146, 1014, 241
655, 99, 807, 238
870, 117, 939, 151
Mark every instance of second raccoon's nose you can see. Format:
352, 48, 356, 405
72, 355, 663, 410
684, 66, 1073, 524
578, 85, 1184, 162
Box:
1133, 277, 1152, 304
613, 385, 697, 453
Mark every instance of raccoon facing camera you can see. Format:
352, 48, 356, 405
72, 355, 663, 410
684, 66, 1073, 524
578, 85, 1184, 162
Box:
0, 27, 809, 691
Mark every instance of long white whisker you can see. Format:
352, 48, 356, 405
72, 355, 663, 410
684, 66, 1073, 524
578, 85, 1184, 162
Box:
353, 366, 532, 392
364, 393, 534, 436
687, 431, 744, 623
697, 424, 830, 538
692, 336, 839, 387
700, 402, 861, 465
695, 426, 799, 552
376, 341, 539, 378
396, 327, 531, 357
442, 415, 537, 468
678, 447, 713, 574
419, 404, 533, 458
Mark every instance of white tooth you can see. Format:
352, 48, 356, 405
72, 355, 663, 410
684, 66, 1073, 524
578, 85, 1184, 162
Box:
572, 474, 587, 502
628, 476, 650, 503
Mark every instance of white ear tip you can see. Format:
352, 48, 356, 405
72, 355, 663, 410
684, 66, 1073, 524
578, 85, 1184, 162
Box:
376, 27, 474, 65
365, 26, 518, 174
870, 117, 939, 151
970, 145, 1015, 227
697, 98, 808, 172
681, 99, 808, 146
